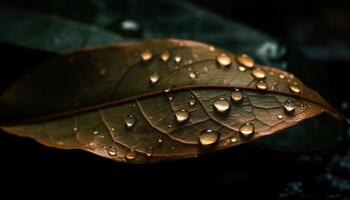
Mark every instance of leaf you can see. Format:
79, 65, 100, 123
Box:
0, 39, 344, 163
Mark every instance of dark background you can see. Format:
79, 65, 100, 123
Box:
0, 0, 349, 198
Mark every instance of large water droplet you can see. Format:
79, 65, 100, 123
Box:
107, 146, 117, 156
125, 115, 136, 128
149, 72, 160, 84
141, 50, 152, 61
216, 53, 232, 67
160, 51, 170, 62
239, 123, 255, 137
125, 149, 136, 160
199, 129, 220, 146
188, 71, 197, 79
255, 81, 267, 90
213, 97, 231, 113
175, 109, 190, 123
289, 84, 301, 94
251, 68, 266, 79
231, 89, 243, 103
174, 55, 182, 63
236, 54, 255, 68
283, 99, 296, 113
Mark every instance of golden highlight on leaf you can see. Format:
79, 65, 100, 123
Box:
0, 39, 344, 164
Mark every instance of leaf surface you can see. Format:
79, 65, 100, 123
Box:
0, 39, 343, 163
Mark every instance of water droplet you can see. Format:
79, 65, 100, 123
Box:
57, 141, 64, 145
168, 94, 173, 101
216, 53, 232, 67
187, 59, 193, 65
189, 98, 196, 106
199, 129, 220, 146
149, 72, 160, 84
231, 89, 243, 103
239, 123, 255, 137
73, 127, 78, 132
146, 147, 153, 157
188, 71, 197, 79
107, 146, 117, 156
283, 99, 296, 113
277, 114, 284, 119
278, 74, 286, 79
171, 146, 175, 151
269, 71, 275, 76
120, 19, 140, 32
158, 139, 163, 143
175, 109, 190, 123
236, 54, 255, 68
209, 46, 215, 52
168, 124, 172, 128
93, 129, 99, 135
174, 55, 182, 63
238, 66, 246, 72
251, 68, 266, 79
213, 97, 231, 113
230, 137, 238, 143
125, 149, 136, 160
125, 115, 136, 128
255, 81, 267, 90
289, 84, 301, 94
141, 50, 152, 61
111, 127, 115, 131
160, 51, 170, 62
163, 85, 175, 93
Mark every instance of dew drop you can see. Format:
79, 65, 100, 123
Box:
146, 147, 153, 157
160, 51, 170, 62
107, 146, 117, 156
238, 66, 246, 72
283, 99, 296, 113
199, 129, 220, 146
255, 81, 268, 90
125, 149, 137, 160
168, 124, 172, 128
174, 55, 182, 63
251, 68, 266, 79
73, 127, 78, 132
239, 123, 255, 137
213, 97, 231, 113
149, 72, 160, 84
188, 71, 197, 79
236, 54, 255, 68
158, 139, 163, 143
189, 98, 196, 106
125, 115, 136, 128
277, 114, 284, 119
216, 53, 232, 67
141, 49, 152, 61
209, 46, 215, 52
230, 137, 238, 143
111, 127, 115, 131
93, 129, 99, 135
231, 89, 243, 103
175, 109, 190, 123
278, 74, 286, 79
289, 84, 301, 94
168, 94, 173, 101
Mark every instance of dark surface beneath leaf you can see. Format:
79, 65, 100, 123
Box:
0, 0, 349, 198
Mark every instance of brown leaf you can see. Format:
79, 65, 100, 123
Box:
0, 39, 344, 163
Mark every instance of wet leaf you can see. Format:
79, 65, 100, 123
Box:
0, 39, 345, 163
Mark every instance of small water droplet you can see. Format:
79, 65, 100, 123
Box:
93, 129, 99, 135
120, 19, 140, 32
283, 99, 296, 113
231, 89, 243, 103
277, 114, 284, 119
125, 149, 136, 160
57, 141, 64, 145
289, 84, 301, 94
216, 53, 232, 67
236, 54, 255, 68
238, 66, 246, 72
255, 81, 267, 90
189, 98, 196, 106
125, 115, 136, 128
111, 127, 115, 131
146, 147, 153, 157
168, 94, 173, 101
158, 139, 163, 143
174, 55, 182, 63
213, 97, 231, 113
107, 146, 117, 156
199, 129, 220, 146
73, 127, 78, 132
171, 146, 175, 151
149, 72, 160, 84
230, 137, 238, 143
168, 124, 172, 128
209, 46, 215, 52
160, 51, 170, 62
239, 123, 255, 137
278, 74, 286, 79
188, 71, 197, 79
269, 71, 275, 76
175, 109, 190, 123
163, 85, 175, 93
251, 68, 266, 79
141, 50, 152, 61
